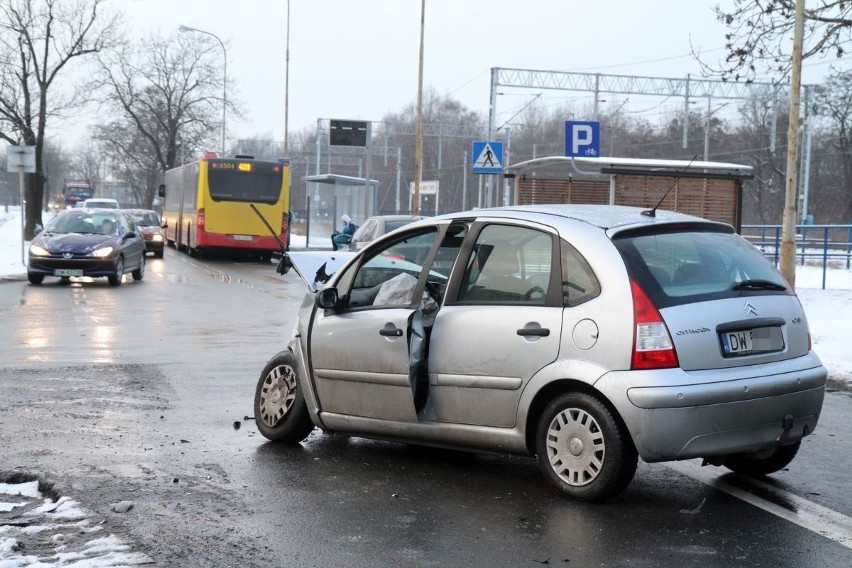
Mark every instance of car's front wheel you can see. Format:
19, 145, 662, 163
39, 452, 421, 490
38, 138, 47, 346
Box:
254, 350, 315, 443
132, 255, 145, 281
535, 392, 637, 502
723, 441, 800, 476
108, 256, 124, 286
27, 273, 44, 285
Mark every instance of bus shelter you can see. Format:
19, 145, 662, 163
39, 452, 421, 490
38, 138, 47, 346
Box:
506, 156, 752, 230
302, 174, 378, 248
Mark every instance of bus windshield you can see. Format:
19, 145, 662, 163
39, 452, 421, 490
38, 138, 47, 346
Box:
207, 159, 283, 205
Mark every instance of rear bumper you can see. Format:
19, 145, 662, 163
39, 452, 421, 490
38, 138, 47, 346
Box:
197, 232, 281, 251
595, 355, 827, 462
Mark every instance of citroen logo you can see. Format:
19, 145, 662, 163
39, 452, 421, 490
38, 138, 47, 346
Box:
63, 253, 73, 259
744, 302, 758, 317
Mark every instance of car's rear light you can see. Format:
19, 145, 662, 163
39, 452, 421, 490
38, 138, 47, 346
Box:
630, 279, 679, 370
197, 208, 205, 229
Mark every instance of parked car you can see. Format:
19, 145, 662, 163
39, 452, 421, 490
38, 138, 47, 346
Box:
256, 204, 826, 501
81, 198, 120, 209
124, 208, 165, 258
27, 209, 146, 286
348, 215, 425, 250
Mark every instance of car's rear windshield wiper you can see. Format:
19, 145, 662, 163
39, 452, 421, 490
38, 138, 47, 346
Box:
731, 279, 787, 291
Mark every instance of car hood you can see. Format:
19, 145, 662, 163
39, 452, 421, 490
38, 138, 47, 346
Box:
279, 251, 357, 291
35, 232, 113, 254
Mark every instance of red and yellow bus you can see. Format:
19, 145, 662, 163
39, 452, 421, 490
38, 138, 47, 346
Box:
160, 153, 290, 261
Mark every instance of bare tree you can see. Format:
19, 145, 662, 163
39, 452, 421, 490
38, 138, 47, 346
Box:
0, 0, 119, 238
95, 30, 237, 180
711, 0, 852, 82
812, 69, 852, 222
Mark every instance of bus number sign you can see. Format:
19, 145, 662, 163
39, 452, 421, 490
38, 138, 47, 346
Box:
238, 163, 252, 172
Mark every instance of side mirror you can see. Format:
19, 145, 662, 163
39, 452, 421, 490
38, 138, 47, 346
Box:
276, 254, 293, 275
161, 219, 168, 228
315, 287, 339, 310
158, 184, 166, 198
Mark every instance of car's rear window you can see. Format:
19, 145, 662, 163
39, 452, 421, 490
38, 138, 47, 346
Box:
613, 228, 792, 308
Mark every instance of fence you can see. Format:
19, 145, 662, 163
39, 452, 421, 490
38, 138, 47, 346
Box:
741, 224, 852, 290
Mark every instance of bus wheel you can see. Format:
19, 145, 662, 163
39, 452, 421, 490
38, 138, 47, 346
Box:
188, 247, 197, 258
259, 252, 272, 263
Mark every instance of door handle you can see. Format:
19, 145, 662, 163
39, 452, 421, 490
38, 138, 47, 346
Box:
380, 323, 403, 337
517, 327, 550, 337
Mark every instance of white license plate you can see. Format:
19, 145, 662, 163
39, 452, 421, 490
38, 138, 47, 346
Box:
721, 327, 783, 357
232, 234, 253, 241
54, 269, 83, 277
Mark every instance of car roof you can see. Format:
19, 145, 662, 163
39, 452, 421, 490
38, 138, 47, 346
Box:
437, 204, 731, 234
366, 215, 425, 222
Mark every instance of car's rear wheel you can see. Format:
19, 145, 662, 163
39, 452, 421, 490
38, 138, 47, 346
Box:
154, 250, 164, 259
254, 350, 315, 443
108, 256, 124, 286
27, 273, 44, 285
535, 392, 637, 502
723, 441, 800, 476
132, 255, 145, 281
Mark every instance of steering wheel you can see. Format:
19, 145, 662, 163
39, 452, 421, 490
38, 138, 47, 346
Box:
524, 286, 546, 301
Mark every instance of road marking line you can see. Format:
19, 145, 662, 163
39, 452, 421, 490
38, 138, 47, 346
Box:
667, 460, 852, 549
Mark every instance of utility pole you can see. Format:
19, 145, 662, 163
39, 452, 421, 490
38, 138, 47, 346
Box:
779, 0, 805, 290
412, 0, 425, 216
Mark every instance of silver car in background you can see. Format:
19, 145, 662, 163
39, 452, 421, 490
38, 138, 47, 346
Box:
255, 205, 826, 501
348, 214, 425, 250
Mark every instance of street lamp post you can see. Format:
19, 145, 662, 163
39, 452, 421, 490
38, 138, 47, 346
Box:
284, 0, 291, 156
179, 25, 227, 156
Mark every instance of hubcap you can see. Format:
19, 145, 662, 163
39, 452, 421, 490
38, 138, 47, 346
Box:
545, 408, 605, 487
259, 364, 297, 428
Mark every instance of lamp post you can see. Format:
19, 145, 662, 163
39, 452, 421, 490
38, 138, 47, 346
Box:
284, 0, 291, 156
179, 25, 227, 156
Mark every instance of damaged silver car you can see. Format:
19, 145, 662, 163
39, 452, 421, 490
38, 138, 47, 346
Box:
254, 204, 826, 501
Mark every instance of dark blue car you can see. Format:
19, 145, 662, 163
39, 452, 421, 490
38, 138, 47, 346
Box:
27, 209, 146, 286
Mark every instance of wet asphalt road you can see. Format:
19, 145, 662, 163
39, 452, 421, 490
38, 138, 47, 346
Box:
1, 248, 852, 567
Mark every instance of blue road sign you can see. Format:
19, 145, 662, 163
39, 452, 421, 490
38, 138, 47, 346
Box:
564, 121, 601, 157
472, 141, 503, 174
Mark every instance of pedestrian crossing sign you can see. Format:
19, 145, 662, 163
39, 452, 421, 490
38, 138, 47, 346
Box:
472, 141, 503, 174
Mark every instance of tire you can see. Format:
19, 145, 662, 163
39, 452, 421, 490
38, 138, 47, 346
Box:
132, 255, 145, 281
723, 441, 800, 476
254, 350, 315, 443
535, 392, 637, 502
108, 256, 124, 286
28, 273, 44, 285
154, 250, 164, 259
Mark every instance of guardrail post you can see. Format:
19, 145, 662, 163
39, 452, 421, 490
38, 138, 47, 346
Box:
822, 226, 829, 290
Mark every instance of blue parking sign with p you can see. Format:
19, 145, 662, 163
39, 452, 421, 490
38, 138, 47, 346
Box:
565, 121, 600, 157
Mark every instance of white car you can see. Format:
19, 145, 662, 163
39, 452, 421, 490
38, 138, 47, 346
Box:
81, 198, 120, 209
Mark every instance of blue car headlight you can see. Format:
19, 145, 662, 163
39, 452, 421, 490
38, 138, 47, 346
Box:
29, 244, 49, 257
91, 246, 114, 258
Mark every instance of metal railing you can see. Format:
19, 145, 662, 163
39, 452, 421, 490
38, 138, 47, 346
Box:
741, 224, 852, 289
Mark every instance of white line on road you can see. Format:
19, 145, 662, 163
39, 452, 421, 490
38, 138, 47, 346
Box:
667, 460, 852, 550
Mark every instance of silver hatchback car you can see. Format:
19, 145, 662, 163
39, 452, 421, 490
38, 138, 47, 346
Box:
255, 205, 826, 501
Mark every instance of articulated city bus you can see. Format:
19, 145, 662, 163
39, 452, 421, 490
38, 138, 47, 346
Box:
160, 153, 290, 260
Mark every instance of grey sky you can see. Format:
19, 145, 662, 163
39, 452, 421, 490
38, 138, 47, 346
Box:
57, 0, 838, 149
